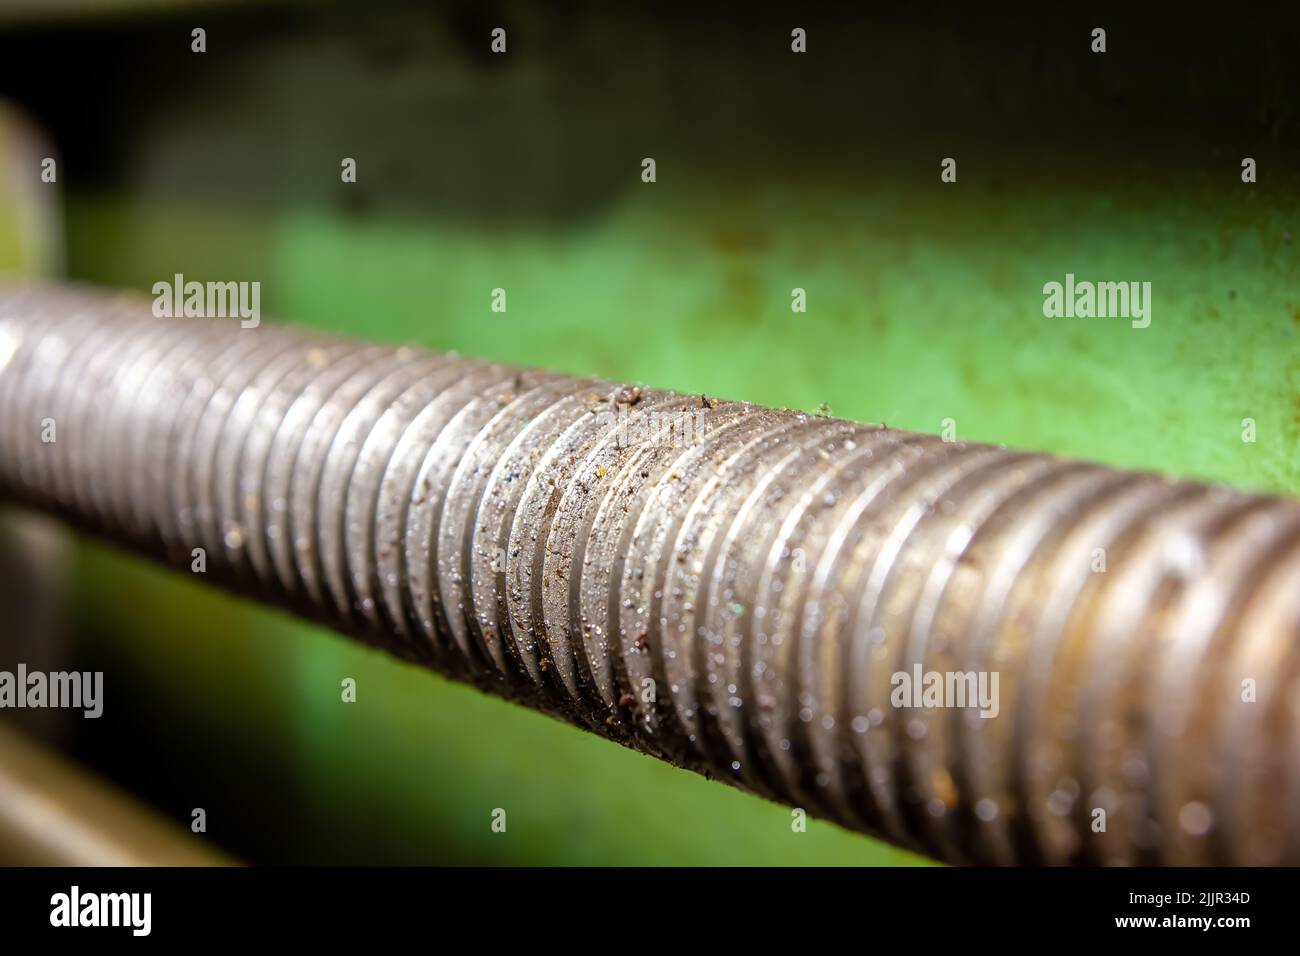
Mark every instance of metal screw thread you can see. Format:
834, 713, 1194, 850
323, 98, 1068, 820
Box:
1, 283, 1297, 865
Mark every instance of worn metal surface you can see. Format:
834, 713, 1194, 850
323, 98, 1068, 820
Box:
0, 282, 1297, 866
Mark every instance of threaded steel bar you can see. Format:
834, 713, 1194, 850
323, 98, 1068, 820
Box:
1, 281, 1297, 866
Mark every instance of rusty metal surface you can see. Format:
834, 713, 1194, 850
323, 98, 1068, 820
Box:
0, 281, 1297, 866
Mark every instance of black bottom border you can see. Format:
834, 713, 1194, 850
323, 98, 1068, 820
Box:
0, 865, 1281, 942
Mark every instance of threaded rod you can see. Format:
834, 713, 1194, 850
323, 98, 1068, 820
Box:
1, 282, 1297, 865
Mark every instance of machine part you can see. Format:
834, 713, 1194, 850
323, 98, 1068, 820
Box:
0, 281, 1297, 866
0, 723, 232, 866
